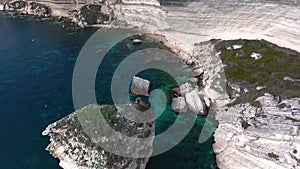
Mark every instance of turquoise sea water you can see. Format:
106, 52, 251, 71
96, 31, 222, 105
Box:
0, 13, 216, 169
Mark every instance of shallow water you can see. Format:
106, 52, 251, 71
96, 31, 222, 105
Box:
0, 13, 216, 169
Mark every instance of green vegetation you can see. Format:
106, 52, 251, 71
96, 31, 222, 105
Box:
251, 101, 262, 108
80, 5, 110, 25
215, 40, 300, 105
268, 152, 279, 160
11, 1, 26, 9
144, 130, 152, 138
278, 103, 287, 109
100, 105, 118, 125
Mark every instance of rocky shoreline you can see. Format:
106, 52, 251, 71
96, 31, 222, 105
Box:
214, 94, 300, 169
42, 104, 155, 169
1, 0, 299, 168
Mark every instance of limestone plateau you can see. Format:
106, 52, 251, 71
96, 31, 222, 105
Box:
1, 0, 299, 169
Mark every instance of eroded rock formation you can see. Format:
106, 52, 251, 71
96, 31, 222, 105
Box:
214, 94, 300, 169
42, 104, 155, 169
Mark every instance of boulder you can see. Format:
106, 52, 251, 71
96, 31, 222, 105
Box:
188, 78, 198, 85
186, 59, 194, 65
290, 126, 299, 136
132, 39, 142, 45
179, 83, 193, 96
131, 76, 150, 96
192, 67, 204, 77
203, 96, 211, 108
0, 4, 4, 11
185, 90, 207, 115
172, 97, 188, 113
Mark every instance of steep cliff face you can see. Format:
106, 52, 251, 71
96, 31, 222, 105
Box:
213, 93, 300, 169
211, 39, 300, 169
1, 0, 299, 53
112, 0, 300, 53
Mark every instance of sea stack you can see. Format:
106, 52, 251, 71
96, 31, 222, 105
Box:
131, 76, 150, 96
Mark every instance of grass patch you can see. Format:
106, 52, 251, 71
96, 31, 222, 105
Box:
242, 120, 251, 129
80, 5, 110, 25
100, 105, 118, 125
268, 152, 279, 160
251, 101, 262, 108
214, 39, 300, 105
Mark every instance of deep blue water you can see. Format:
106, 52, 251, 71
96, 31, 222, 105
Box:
0, 13, 215, 169
0, 14, 96, 169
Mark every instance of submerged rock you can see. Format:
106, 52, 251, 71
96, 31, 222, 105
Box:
171, 97, 188, 113
131, 76, 150, 96
171, 87, 180, 97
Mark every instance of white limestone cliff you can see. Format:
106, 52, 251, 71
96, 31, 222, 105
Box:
214, 94, 300, 169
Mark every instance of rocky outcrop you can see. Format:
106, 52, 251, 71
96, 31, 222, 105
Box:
130, 76, 150, 97
43, 104, 155, 169
191, 67, 204, 78
74, 4, 111, 28
185, 90, 207, 115
213, 93, 300, 169
210, 39, 300, 169
171, 97, 188, 113
4, 0, 51, 17
179, 83, 193, 96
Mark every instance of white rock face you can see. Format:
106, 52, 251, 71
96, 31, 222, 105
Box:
121, 0, 160, 7
232, 45, 243, 50
214, 93, 300, 169
185, 90, 207, 115
179, 83, 193, 96
114, 0, 300, 53
192, 67, 204, 77
250, 52, 263, 60
0, 4, 4, 11
131, 76, 150, 96
171, 97, 188, 113
4, 0, 298, 54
